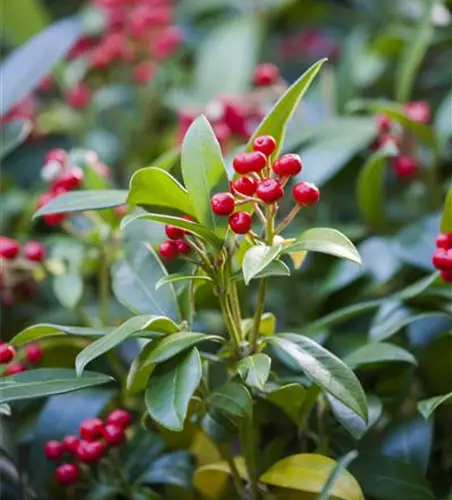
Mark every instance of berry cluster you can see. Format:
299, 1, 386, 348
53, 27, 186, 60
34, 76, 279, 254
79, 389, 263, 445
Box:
44, 408, 132, 486
0, 236, 46, 307
210, 135, 320, 234
158, 217, 192, 261
178, 63, 282, 151
0, 341, 43, 375
64, 0, 182, 109
432, 233, 452, 283
373, 101, 431, 180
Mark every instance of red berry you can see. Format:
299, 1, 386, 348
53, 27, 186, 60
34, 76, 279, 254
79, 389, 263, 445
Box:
43, 213, 67, 226
233, 152, 267, 174
229, 212, 252, 234
106, 408, 132, 428
114, 205, 128, 218
0, 237, 20, 260
256, 179, 284, 204
4, 362, 26, 375
211, 193, 235, 216
62, 435, 80, 454
432, 249, 452, 270
36, 191, 55, 209
372, 133, 397, 151
102, 424, 125, 446
133, 61, 157, 84
80, 417, 104, 441
253, 135, 277, 157
404, 101, 431, 124
44, 440, 63, 460
151, 26, 183, 60
273, 154, 303, 177
165, 225, 185, 240
394, 156, 417, 178
213, 122, 231, 147
175, 239, 191, 255
55, 463, 79, 486
0, 343, 15, 364
292, 181, 320, 206
76, 440, 105, 463
439, 269, 452, 283
232, 176, 258, 197
67, 85, 91, 110
25, 343, 43, 365
223, 102, 248, 138
376, 114, 391, 133
253, 63, 280, 86
52, 167, 84, 191
45, 149, 67, 166
159, 241, 179, 261
436, 233, 452, 250
23, 241, 46, 262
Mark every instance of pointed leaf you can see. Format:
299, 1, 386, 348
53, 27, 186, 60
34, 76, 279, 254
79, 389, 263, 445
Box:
181, 115, 228, 231
209, 381, 253, 419
0, 369, 113, 403
11, 324, 114, 346
127, 167, 194, 216
34, 190, 128, 217
76, 315, 179, 375
241, 312, 276, 337
264, 383, 306, 423
234, 259, 290, 281
260, 453, 364, 500
242, 245, 282, 285
1, 119, 32, 160
282, 228, 361, 265
418, 392, 452, 419
237, 353, 271, 390
344, 343, 417, 369
440, 187, 452, 232
267, 335, 368, 420
248, 58, 328, 159
156, 273, 213, 290
145, 348, 201, 431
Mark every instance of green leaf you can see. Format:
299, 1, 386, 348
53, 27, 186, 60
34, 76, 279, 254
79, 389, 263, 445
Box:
260, 453, 364, 500
0, 369, 113, 403
53, 272, 83, 309
264, 383, 306, 423
0, 120, 32, 160
195, 16, 261, 100
440, 187, 452, 232
282, 228, 362, 265
34, 190, 128, 217
11, 324, 113, 346
209, 381, 253, 419
435, 91, 452, 142
181, 115, 228, 232
357, 140, 398, 231
248, 58, 327, 159
234, 259, 290, 282
395, 0, 434, 103
241, 312, 276, 337
349, 453, 435, 500
242, 245, 282, 285
136, 450, 194, 489
344, 343, 417, 369
123, 213, 223, 250
1, 0, 48, 44
76, 315, 179, 375
127, 167, 195, 216
267, 335, 368, 421
156, 273, 213, 290
397, 272, 441, 300
145, 348, 201, 431
237, 353, 271, 390
418, 392, 452, 419
317, 450, 360, 500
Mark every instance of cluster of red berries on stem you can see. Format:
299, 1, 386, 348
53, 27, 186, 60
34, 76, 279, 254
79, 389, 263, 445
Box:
210, 135, 320, 235
0, 341, 43, 375
158, 217, 193, 261
374, 101, 431, 180
44, 408, 132, 486
432, 233, 452, 283
178, 63, 282, 151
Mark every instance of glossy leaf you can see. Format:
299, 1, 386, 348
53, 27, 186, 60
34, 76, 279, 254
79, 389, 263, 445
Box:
397, 272, 441, 300
264, 383, 306, 423
248, 58, 327, 159
76, 315, 179, 375
123, 213, 223, 249
242, 245, 282, 285
267, 335, 368, 420
283, 228, 362, 265
34, 190, 128, 217
317, 450, 360, 500
260, 453, 364, 500
357, 140, 398, 231
344, 343, 417, 369
237, 353, 271, 390
0, 120, 32, 160
145, 348, 201, 431
1, 16, 82, 115
0, 369, 113, 403
241, 312, 276, 337
209, 381, 253, 419
234, 259, 290, 282
127, 167, 194, 216
440, 187, 452, 233
181, 115, 228, 231
136, 450, 194, 488
53, 272, 83, 309
418, 392, 452, 419
155, 273, 213, 290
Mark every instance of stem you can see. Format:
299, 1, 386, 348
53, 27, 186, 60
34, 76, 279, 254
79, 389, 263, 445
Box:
275, 204, 301, 234
249, 279, 267, 347
240, 418, 259, 500
110, 450, 133, 500
219, 294, 242, 355
219, 444, 245, 498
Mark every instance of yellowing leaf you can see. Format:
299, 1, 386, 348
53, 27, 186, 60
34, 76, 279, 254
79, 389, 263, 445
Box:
259, 454, 364, 500
190, 430, 222, 467
194, 457, 248, 499
289, 250, 308, 270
